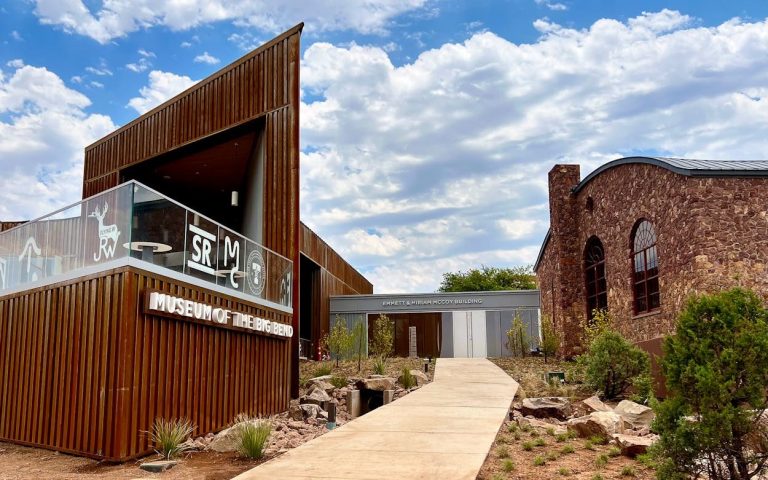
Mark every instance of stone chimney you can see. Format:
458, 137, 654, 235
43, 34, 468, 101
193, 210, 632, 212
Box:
547, 164, 583, 356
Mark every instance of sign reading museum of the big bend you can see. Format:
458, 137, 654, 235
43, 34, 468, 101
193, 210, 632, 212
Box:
144, 289, 294, 338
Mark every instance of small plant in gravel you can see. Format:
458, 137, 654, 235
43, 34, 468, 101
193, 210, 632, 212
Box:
329, 375, 348, 388
546, 427, 555, 436
636, 452, 658, 469
589, 435, 609, 445
584, 440, 595, 450
400, 367, 417, 389
555, 433, 568, 442
608, 446, 621, 457
534, 437, 546, 447
567, 429, 578, 439
513, 432, 521, 441
502, 459, 516, 472
533, 455, 546, 466
591, 475, 605, 480
507, 423, 518, 433
496, 445, 510, 458
560, 444, 575, 455
558, 467, 571, 476
546, 451, 559, 462
520, 423, 532, 433
595, 453, 609, 468
234, 417, 272, 459
149, 417, 196, 460
491, 474, 504, 480
372, 356, 387, 375
314, 362, 333, 377
620, 465, 637, 477
522, 441, 534, 451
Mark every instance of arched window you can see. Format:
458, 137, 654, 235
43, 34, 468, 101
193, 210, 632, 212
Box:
584, 236, 607, 320
631, 220, 660, 314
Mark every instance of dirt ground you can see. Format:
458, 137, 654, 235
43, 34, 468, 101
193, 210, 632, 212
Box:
478, 357, 656, 480
0, 357, 430, 480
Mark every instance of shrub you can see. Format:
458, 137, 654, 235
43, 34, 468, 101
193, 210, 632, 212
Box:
314, 362, 332, 377
546, 427, 555, 436
546, 451, 559, 461
502, 459, 515, 472
372, 356, 386, 375
326, 317, 354, 366
351, 319, 366, 372
558, 467, 571, 476
607, 446, 621, 457
506, 313, 529, 357
629, 373, 655, 405
560, 444, 575, 455
589, 435, 608, 445
330, 375, 348, 388
513, 432, 521, 441
400, 367, 417, 389
369, 314, 394, 359
620, 466, 636, 477
540, 315, 561, 362
496, 445, 509, 458
522, 441, 534, 451
582, 329, 649, 399
591, 475, 605, 480
534, 437, 546, 447
555, 433, 568, 442
595, 453, 609, 468
654, 288, 768, 480
149, 417, 195, 460
582, 308, 613, 346
533, 455, 546, 466
235, 418, 271, 459
584, 440, 595, 450
507, 423, 518, 433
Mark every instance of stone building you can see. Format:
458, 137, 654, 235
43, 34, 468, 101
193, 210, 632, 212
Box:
534, 156, 768, 357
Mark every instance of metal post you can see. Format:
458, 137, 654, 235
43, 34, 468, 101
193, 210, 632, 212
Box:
326, 402, 337, 430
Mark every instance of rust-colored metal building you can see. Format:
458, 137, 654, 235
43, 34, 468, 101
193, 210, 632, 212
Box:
0, 24, 371, 461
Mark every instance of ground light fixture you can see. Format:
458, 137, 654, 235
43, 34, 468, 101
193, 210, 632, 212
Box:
326, 402, 337, 430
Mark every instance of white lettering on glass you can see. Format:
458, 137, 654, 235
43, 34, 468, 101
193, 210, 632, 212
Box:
188, 224, 216, 275
0, 258, 6, 289
89, 202, 121, 262
19, 236, 42, 282
224, 236, 240, 288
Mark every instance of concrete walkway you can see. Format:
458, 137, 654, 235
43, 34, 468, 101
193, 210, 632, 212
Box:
233, 358, 518, 480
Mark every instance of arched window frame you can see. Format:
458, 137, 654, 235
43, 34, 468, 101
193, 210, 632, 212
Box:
630, 219, 660, 315
584, 236, 607, 321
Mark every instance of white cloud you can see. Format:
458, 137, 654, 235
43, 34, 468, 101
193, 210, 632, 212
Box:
85, 60, 112, 76
535, 0, 567, 11
228, 32, 263, 51
0, 65, 115, 220
6, 59, 24, 68
138, 49, 155, 58
11, 30, 23, 41
127, 70, 197, 114
180, 41, 193, 48
126, 58, 151, 72
299, 11, 768, 292
70, 75, 83, 84
89, 80, 104, 88
193, 51, 220, 65
32, 0, 429, 43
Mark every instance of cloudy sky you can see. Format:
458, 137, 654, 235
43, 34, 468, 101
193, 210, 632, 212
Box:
1, 1, 767, 293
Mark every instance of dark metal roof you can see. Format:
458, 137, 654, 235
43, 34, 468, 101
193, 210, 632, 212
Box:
574, 156, 768, 193
533, 156, 768, 272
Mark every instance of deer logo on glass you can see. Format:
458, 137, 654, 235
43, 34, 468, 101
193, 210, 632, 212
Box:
89, 202, 121, 262
19, 236, 42, 282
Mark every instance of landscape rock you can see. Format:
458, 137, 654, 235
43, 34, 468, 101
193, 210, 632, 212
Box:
517, 417, 567, 435
140, 460, 178, 472
299, 403, 325, 420
300, 386, 332, 406
567, 411, 625, 438
304, 376, 336, 394
208, 425, 240, 452
582, 396, 612, 413
613, 433, 658, 457
614, 400, 655, 429
520, 397, 573, 420
355, 377, 396, 391
288, 401, 304, 421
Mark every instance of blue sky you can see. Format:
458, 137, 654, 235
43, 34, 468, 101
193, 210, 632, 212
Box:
1, 1, 767, 292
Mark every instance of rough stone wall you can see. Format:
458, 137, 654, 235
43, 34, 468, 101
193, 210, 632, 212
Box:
537, 162, 768, 356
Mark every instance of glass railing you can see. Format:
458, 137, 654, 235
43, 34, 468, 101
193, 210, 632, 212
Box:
0, 181, 293, 309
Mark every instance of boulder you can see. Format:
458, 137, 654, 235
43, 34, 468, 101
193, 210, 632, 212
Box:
614, 400, 655, 429
520, 397, 573, 420
288, 401, 304, 421
398, 370, 429, 387
517, 417, 567, 435
582, 396, 612, 413
567, 411, 625, 438
300, 386, 331, 406
140, 460, 178, 473
304, 375, 336, 394
299, 403, 325, 420
208, 425, 240, 452
613, 433, 658, 457
355, 377, 396, 392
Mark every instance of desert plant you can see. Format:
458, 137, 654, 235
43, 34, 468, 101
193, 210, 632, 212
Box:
502, 459, 515, 472
369, 314, 394, 360
546, 451, 559, 461
496, 445, 509, 458
595, 453, 609, 468
654, 288, 768, 480
234, 417, 271, 459
534, 437, 546, 447
533, 455, 546, 466
400, 367, 416, 389
546, 427, 555, 436
372, 356, 386, 375
630, 373, 655, 405
582, 308, 613, 347
589, 435, 609, 445
540, 315, 561, 362
326, 316, 354, 366
555, 433, 568, 442
149, 417, 196, 460
608, 446, 621, 457
330, 375, 348, 388
558, 467, 571, 476
620, 466, 636, 477
506, 313, 529, 357
582, 329, 649, 399
351, 318, 366, 372
591, 475, 605, 480
314, 362, 333, 377
560, 444, 575, 454
522, 441, 534, 451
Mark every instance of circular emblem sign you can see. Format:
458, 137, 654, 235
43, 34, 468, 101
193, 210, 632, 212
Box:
246, 249, 266, 296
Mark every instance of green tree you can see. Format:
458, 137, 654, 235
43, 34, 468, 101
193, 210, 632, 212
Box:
325, 316, 354, 367
506, 313, 530, 357
351, 318, 366, 372
654, 288, 768, 480
582, 329, 649, 399
369, 314, 395, 360
539, 315, 560, 363
438, 265, 536, 292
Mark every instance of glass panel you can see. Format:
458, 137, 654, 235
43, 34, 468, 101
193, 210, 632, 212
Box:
83, 184, 132, 268
184, 214, 219, 282
647, 276, 660, 296
649, 292, 661, 310
597, 276, 607, 294
243, 238, 268, 300
45, 204, 85, 277
586, 274, 596, 296
597, 292, 608, 310
634, 283, 647, 313
215, 226, 246, 293
15, 222, 46, 285
647, 246, 658, 269
131, 184, 186, 271
0, 228, 12, 292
